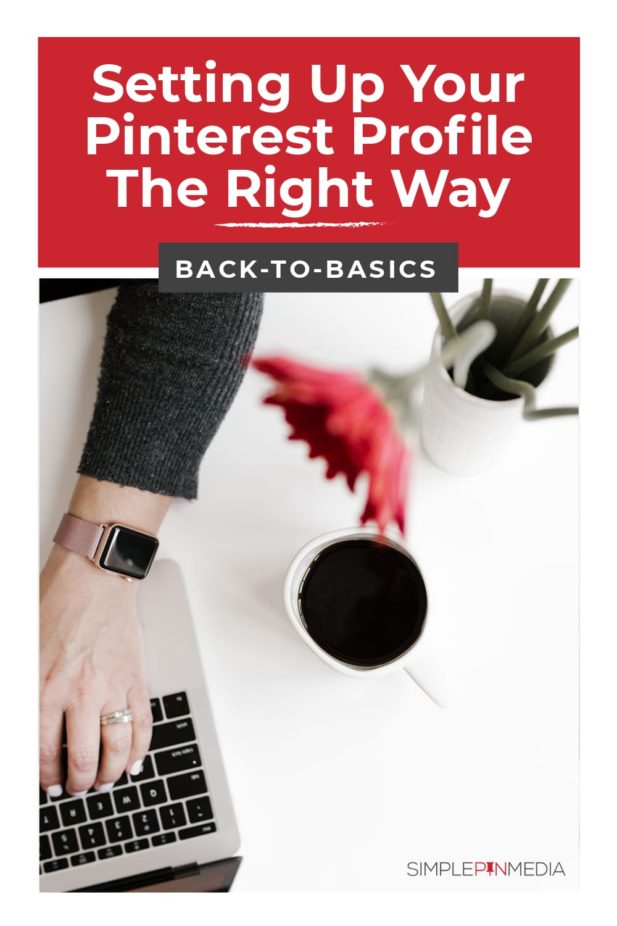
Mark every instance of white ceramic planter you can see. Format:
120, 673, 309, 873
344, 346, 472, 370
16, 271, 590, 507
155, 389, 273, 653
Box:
421, 291, 528, 476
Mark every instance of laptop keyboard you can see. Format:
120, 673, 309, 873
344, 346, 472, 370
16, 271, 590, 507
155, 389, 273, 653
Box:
39, 691, 217, 874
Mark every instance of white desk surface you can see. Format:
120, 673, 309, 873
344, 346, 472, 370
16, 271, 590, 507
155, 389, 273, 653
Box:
40, 283, 578, 892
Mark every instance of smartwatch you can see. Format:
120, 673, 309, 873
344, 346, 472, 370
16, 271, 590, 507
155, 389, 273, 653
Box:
53, 513, 159, 580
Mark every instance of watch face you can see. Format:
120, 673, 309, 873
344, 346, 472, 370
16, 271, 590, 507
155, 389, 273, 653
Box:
99, 526, 159, 579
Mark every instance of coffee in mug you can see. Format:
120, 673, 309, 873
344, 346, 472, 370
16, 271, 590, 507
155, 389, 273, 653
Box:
285, 528, 428, 674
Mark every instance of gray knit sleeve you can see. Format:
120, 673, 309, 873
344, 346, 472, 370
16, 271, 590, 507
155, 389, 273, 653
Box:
78, 284, 263, 498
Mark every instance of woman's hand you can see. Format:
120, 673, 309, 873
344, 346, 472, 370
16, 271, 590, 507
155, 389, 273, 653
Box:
40, 545, 152, 795
40, 476, 171, 796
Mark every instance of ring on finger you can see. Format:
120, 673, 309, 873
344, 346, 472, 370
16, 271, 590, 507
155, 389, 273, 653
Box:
100, 708, 133, 726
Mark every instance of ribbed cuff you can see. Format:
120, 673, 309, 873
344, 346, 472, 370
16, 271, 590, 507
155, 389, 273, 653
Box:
78, 285, 263, 498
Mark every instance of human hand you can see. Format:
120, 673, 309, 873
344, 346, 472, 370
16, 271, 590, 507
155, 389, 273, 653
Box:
39, 544, 153, 796
40, 476, 171, 796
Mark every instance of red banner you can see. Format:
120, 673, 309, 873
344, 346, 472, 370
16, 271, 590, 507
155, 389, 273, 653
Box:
38, 37, 579, 268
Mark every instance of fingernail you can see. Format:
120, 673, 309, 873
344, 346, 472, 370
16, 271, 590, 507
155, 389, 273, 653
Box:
67, 790, 88, 798
129, 760, 143, 776
95, 782, 114, 792
46, 784, 63, 798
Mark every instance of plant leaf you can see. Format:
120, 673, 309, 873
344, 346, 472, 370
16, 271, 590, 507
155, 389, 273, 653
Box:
501, 278, 549, 364
429, 293, 456, 341
478, 278, 493, 320
509, 279, 572, 361
505, 326, 579, 378
441, 321, 496, 389
483, 362, 578, 419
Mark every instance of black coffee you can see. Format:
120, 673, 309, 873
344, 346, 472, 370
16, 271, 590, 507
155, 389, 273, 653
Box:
298, 537, 427, 668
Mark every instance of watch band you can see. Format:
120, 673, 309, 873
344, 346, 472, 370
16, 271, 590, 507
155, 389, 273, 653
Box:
53, 513, 104, 560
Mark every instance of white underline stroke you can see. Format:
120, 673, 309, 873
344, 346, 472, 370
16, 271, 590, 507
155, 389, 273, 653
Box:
215, 221, 389, 228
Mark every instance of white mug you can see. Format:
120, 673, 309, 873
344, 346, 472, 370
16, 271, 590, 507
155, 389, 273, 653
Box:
283, 527, 438, 690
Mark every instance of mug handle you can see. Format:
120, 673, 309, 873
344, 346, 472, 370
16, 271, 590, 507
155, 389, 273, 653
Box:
402, 649, 449, 709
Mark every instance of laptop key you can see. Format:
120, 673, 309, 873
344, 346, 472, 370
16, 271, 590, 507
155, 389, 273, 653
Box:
40, 835, 52, 861
132, 809, 160, 836
40, 805, 60, 832
130, 753, 155, 783
87, 792, 114, 820
113, 786, 141, 814
71, 852, 95, 867
98, 845, 123, 860
178, 822, 217, 840
40, 787, 48, 805
150, 718, 196, 751
78, 822, 106, 850
52, 828, 79, 856
155, 744, 201, 777
152, 832, 177, 847
105, 815, 133, 843
125, 838, 149, 853
140, 780, 168, 807
159, 802, 186, 830
168, 770, 207, 801
163, 692, 190, 719
43, 858, 69, 873
60, 799, 87, 827
186, 796, 213, 824
150, 697, 163, 724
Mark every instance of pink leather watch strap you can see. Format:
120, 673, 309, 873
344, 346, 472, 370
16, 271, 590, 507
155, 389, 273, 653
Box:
53, 513, 105, 561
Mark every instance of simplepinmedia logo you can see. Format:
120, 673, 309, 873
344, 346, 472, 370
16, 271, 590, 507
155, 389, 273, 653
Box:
407, 860, 566, 878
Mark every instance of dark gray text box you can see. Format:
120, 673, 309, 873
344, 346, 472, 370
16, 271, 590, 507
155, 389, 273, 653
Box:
159, 243, 458, 293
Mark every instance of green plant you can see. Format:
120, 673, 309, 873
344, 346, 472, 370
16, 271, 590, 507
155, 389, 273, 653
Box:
429, 280, 578, 419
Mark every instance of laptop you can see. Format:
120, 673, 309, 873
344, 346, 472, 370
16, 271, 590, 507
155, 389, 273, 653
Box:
39, 559, 241, 892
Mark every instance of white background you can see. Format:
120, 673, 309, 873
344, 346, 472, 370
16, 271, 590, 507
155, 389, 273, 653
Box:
39, 281, 579, 892
1, 2, 615, 924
